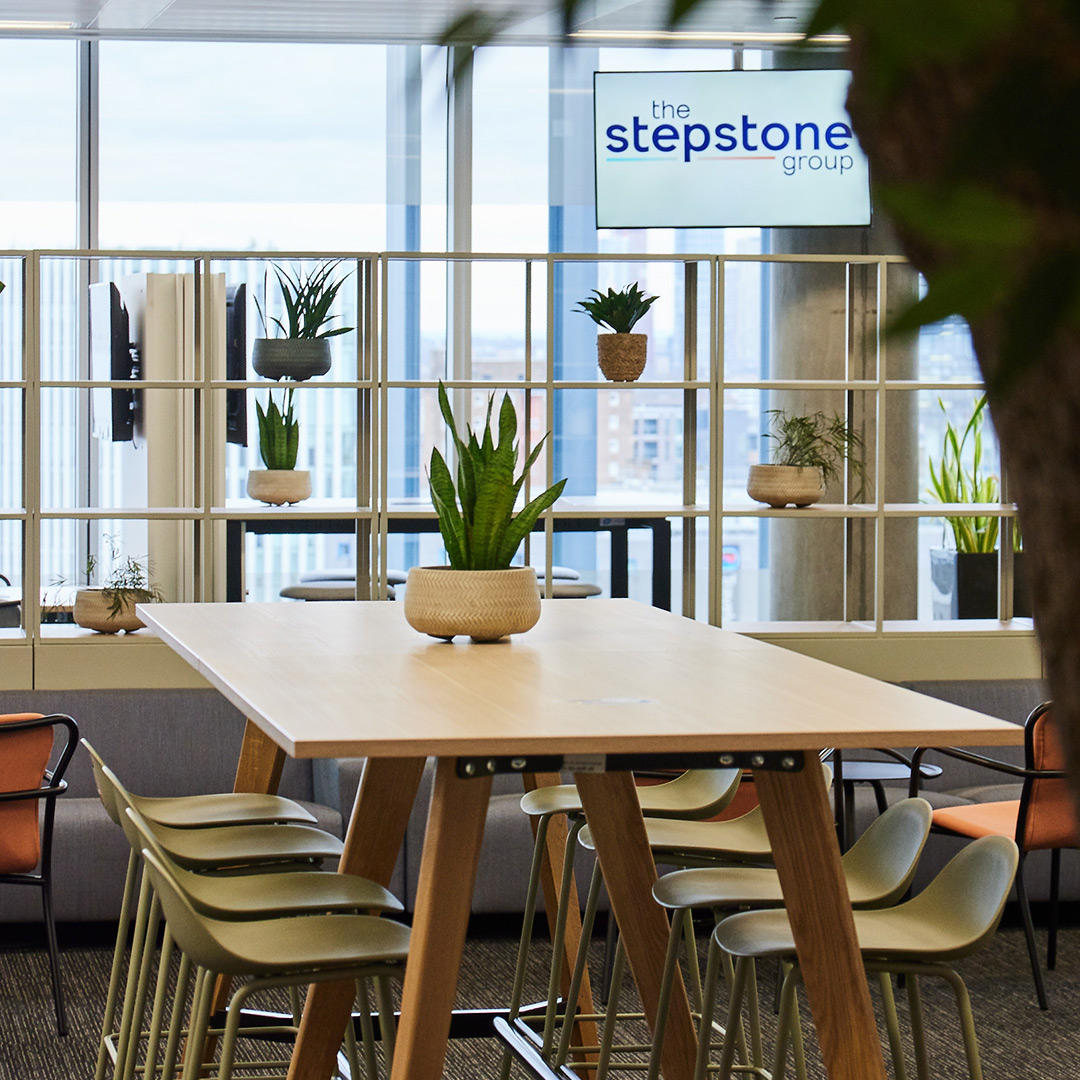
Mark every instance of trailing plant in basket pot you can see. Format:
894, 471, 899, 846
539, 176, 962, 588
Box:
403, 382, 567, 642
575, 282, 658, 382
252, 260, 354, 381
72, 539, 164, 634
747, 409, 866, 508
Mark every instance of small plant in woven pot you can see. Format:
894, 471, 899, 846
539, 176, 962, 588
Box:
747, 410, 866, 508
72, 538, 164, 634
575, 282, 659, 382
252, 260, 354, 381
405, 382, 567, 641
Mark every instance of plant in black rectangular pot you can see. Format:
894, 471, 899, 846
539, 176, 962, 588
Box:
927, 396, 1029, 619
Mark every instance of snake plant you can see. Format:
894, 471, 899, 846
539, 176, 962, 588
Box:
927, 395, 1001, 553
255, 387, 299, 470
428, 382, 567, 570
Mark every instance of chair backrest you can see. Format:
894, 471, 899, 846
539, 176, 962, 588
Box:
903, 834, 1019, 960
80, 738, 124, 826
840, 797, 932, 907
0, 714, 78, 874
137, 845, 248, 975
636, 768, 743, 819
1019, 702, 1080, 851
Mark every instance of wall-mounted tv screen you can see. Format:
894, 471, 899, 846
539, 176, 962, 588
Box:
593, 69, 872, 229
89, 281, 141, 442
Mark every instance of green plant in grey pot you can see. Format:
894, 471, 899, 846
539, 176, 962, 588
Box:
252, 260, 353, 381
926, 395, 1028, 618
747, 409, 867, 508
575, 281, 658, 382
404, 381, 567, 642
247, 385, 311, 505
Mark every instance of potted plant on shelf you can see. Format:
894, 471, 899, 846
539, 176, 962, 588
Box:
404, 382, 567, 642
252, 260, 353, 381
575, 282, 658, 382
927, 395, 1029, 619
747, 409, 867, 508
72, 542, 164, 634
247, 385, 311, 505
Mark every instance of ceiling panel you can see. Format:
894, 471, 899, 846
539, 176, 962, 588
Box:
0, 0, 820, 44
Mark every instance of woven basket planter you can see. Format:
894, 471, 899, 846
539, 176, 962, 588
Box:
746, 464, 825, 508
73, 589, 146, 634
597, 333, 647, 382
247, 469, 312, 506
404, 566, 541, 643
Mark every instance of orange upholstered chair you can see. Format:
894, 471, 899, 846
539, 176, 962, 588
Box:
0, 712, 79, 1034
911, 702, 1078, 1010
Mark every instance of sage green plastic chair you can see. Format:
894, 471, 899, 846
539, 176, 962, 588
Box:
123, 804, 403, 1080
558, 762, 832, 1080
139, 845, 410, 1080
506, 768, 742, 1078
83, 742, 346, 1080
646, 797, 933, 1080
702, 835, 1019, 1080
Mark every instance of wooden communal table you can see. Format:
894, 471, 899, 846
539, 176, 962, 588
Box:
139, 599, 1022, 1080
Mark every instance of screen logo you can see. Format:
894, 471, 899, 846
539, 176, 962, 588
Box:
594, 70, 872, 229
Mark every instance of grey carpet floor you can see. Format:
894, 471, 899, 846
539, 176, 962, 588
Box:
1, 919, 1079, 1079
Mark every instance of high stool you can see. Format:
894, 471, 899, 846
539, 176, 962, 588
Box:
139, 845, 410, 1080
557, 762, 832, 1080
280, 582, 396, 600
120, 802, 403, 1080
505, 768, 742, 1077
703, 836, 1019, 1080
84, 743, 345, 1080
646, 798, 933, 1080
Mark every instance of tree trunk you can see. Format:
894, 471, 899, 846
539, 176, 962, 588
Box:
843, 14, 1080, 808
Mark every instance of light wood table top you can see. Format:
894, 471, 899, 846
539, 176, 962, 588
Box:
140, 598, 1021, 759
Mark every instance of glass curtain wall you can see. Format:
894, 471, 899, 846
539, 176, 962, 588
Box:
4, 32, 994, 621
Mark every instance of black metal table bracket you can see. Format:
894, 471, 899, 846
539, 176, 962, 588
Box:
456, 749, 806, 779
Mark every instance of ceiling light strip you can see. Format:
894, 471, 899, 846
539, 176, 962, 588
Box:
570, 29, 850, 45
0, 20, 75, 29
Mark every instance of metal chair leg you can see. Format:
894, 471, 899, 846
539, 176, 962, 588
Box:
907, 973, 929, 1080
1014, 856, 1049, 1009
878, 971, 909, 1080
39, 873, 68, 1035
96, 850, 140, 1080
1049, 847, 1061, 971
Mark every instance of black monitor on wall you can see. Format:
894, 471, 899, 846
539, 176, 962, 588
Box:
89, 282, 140, 443
226, 284, 247, 446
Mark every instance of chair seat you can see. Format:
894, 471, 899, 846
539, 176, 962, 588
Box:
151, 820, 344, 870
581, 808, 771, 861
174, 867, 402, 920
130, 791, 317, 828
933, 801, 1019, 839
301, 570, 408, 585
280, 583, 395, 601
546, 581, 602, 598
521, 768, 741, 819
203, 910, 410, 976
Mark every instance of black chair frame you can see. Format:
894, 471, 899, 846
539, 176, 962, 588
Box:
0, 713, 79, 1034
910, 701, 1064, 1010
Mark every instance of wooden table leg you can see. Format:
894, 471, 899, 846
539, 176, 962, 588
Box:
233, 719, 287, 794
575, 771, 697, 1080
388, 758, 492, 1080
523, 772, 599, 1073
755, 762, 888, 1080
287, 757, 426, 1080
